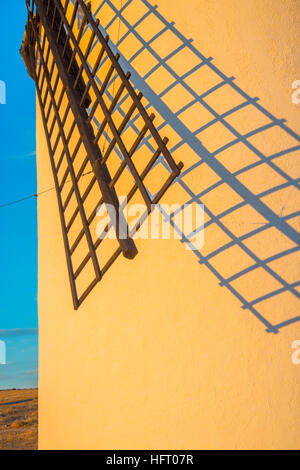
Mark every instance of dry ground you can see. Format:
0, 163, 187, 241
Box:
0, 388, 38, 450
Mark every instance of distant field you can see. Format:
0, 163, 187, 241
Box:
0, 388, 38, 450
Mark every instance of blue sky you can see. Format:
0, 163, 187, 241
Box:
0, 2, 37, 388
0, 1, 37, 330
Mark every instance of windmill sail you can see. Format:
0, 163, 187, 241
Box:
21, 0, 183, 309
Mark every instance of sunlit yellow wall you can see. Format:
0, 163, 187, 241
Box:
37, 0, 300, 449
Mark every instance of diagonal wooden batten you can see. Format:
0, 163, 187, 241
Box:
35, 0, 138, 259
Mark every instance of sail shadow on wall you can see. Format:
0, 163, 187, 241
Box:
89, 0, 300, 333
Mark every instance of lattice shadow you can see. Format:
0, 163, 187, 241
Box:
88, 0, 300, 333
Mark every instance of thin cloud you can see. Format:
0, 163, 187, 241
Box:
23, 151, 36, 157
4, 150, 36, 160
0, 329, 38, 338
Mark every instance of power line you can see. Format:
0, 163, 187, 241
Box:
0, 163, 100, 209
0, 194, 38, 209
